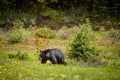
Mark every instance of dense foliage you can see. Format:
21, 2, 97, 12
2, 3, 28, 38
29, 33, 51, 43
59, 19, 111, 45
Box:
0, 0, 119, 30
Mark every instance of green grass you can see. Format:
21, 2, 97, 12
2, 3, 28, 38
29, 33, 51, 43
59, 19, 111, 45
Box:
0, 52, 120, 80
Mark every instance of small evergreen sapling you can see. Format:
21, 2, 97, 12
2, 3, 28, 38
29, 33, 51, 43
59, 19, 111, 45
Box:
69, 19, 98, 62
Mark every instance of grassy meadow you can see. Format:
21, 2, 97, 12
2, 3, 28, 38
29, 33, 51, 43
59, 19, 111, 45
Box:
0, 52, 120, 80
0, 27, 120, 80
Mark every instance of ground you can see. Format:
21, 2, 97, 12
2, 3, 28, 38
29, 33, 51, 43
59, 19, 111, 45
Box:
0, 57, 120, 80
0, 30, 120, 80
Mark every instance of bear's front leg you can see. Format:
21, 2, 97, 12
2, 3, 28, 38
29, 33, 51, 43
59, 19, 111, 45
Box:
41, 58, 47, 63
50, 55, 58, 64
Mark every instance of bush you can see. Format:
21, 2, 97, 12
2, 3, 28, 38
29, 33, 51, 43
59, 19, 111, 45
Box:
107, 29, 120, 43
16, 51, 28, 60
36, 28, 55, 38
8, 28, 29, 44
56, 26, 80, 39
8, 51, 17, 58
7, 51, 28, 60
69, 19, 99, 62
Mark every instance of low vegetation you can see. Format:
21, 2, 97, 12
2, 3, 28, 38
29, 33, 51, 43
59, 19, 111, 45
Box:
56, 26, 80, 39
8, 51, 28, 60
0, 52, 120, 80
36, 28, 55, 38
8, 28, 29, 44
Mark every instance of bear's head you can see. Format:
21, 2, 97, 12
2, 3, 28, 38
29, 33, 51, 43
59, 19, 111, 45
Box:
39, 49, 51, 63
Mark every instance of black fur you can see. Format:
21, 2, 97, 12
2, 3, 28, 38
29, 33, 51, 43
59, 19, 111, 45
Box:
39, 48, 67, 65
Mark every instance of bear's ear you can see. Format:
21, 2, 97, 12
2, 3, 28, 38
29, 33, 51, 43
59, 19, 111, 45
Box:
44, 49, 51, 54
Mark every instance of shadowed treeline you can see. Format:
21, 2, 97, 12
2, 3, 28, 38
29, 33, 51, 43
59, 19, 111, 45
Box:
0, 0, 120, 30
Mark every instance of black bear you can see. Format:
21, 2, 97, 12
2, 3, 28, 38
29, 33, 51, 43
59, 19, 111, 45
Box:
39, 48, 67, 65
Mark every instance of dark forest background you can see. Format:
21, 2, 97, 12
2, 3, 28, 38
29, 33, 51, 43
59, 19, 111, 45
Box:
0, 0, 120, 30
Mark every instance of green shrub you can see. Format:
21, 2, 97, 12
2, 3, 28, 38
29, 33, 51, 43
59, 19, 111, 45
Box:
36, 28, 55, 38
16, 51, 28, 60
7, 51, 28, 60
69, 19, 99, 62
8, 51, 17, 58
8, 28, 29, 43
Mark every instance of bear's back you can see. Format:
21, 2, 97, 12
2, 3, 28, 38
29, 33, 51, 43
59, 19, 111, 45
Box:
50, 48, 64, 56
